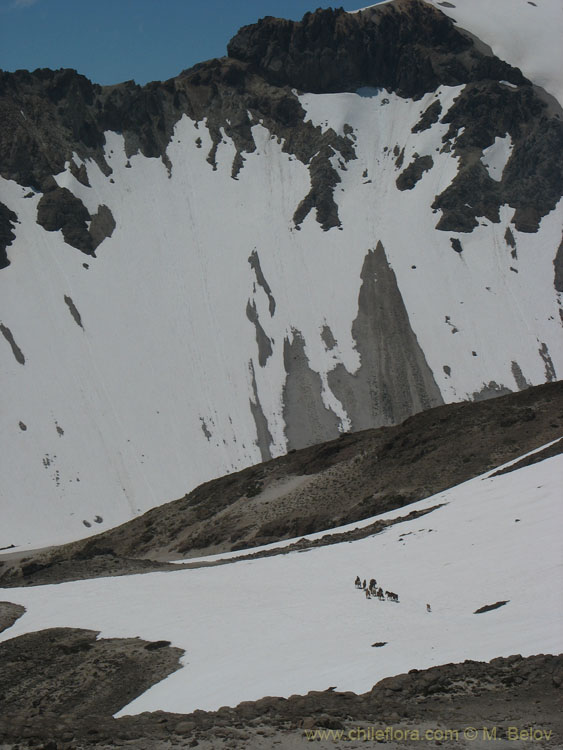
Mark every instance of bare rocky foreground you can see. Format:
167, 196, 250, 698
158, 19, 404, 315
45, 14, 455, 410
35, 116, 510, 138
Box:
0, 619, 560, 749
1, 381, 561, 588
0, 384, 561, 747
0, 383, 561, 747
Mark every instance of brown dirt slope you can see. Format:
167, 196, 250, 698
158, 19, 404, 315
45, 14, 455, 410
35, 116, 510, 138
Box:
0, 600, 25, 633
0, 626, 560, 749
0, 381, 561, 588
0, 627, 183, 746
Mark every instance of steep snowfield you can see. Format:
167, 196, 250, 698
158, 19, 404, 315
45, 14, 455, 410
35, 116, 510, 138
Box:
299, 86, 562, 404
1, 446, 561, 715
425, 0, 563, 108
1, 78, 562, 550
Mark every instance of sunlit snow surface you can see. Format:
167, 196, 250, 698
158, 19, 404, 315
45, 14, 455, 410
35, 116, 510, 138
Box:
356, 0, 563, 107
424, 0, 563, 107
1, 81, 561, 551
481, 135, 513, 182
1, 446, 562, 716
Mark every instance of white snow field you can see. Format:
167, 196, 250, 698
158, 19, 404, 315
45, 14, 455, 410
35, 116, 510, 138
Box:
481, 135, 513, 182
1, 445, 562, 716
425, 0, 563, 108
1, 79, 561, 551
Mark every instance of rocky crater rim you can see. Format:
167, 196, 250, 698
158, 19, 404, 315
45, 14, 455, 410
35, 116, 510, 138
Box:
0, 0, 560, 266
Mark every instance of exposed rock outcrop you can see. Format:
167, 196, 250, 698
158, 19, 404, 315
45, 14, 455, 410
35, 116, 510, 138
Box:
433, 82, 563, 232
0, 202, 17, 269
396, 154, 434, 190
0, 627, 183, 729
283, 330, 341, 450
36, 186, 94, 253
412, 99, 442, 133
0, 601, 25, 634
555, 232, 563, 292
328, 243, 443, 430
227, 1, 523, 96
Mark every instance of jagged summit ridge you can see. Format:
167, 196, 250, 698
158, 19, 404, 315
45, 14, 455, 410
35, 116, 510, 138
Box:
227, 1, 523, 95
0, 0, 560, 250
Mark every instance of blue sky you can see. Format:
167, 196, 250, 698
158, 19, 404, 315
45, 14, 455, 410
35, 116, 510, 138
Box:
0, 0, 383, 86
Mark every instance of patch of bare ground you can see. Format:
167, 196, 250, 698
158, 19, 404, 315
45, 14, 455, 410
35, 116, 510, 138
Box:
1, 381, 561, 588
489, 436, 562, 477
0, 601, 25, 633
0, 637, 560, 749
186, 503, 445, 570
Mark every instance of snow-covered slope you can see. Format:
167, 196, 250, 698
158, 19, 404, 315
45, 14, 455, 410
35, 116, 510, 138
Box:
2, 445, 561, 715
0, 0, 562, 550
426, 0, 563, 108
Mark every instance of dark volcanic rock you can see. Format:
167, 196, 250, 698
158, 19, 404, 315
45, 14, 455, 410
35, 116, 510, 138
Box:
293, 146, 342, 230
554, 232, 563, 292
434, 161, 502, 231
227, 1, 522, 96
36, 186, 93, 254
248, 249, 276, 316
246, 299, 273, 366
0, 202, 17, 269
433, 82, 563, 233
0, 323, 25, 365
412, 99, 442, 133
0, 0, 560, 260
89, 203, 116, 249
396, 154, 434, 190
64, 295, 84, 329
0, 68, 106, 192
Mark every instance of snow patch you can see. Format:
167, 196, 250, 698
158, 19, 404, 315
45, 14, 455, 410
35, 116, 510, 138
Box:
1, 448, 561, 716
481, 135, 513, 182
426, 0, 563, 107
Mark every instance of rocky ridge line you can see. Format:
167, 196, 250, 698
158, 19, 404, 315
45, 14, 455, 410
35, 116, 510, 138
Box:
1, 380, 560, 588
1, 1, 561, 267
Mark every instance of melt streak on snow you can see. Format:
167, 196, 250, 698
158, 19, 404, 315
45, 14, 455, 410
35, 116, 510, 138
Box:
1, 447, 561, 716
1, 78, 562, 550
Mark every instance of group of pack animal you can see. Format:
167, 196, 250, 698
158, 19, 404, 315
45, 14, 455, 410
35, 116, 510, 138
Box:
355, 576, 399, 602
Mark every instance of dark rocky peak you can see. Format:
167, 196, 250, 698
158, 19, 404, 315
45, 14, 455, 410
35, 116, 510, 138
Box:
0, 68, 105, 190
0, 67, 97, 102
0, 68, 184, 190
0, 0, 561, 264
227, 0, 525, 97
0, 0, 543, 194
31, 67, 99, 105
